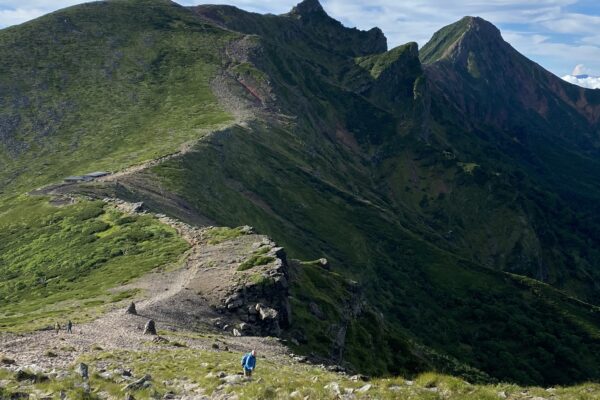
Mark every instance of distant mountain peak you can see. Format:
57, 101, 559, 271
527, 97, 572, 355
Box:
284, 0, 387, 56
461, 16, 502, 42
290, 0, 325, 17
462, 16, 499, 30
420, 16, 503, 64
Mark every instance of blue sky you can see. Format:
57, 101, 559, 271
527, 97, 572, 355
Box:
1, 0, 599, 85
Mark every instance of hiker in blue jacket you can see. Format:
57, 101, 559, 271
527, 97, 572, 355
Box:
241, 350, 257, 378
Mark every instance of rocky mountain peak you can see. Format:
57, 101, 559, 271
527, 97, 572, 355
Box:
289, 0, 326, 17
458, 16, 504, 53
420, 16, 504, 65
462, 16, 501, 37
285, 0, 386, 56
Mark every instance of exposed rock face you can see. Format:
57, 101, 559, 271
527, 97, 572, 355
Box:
257, 304, 278, 321
194, 0, 387, 58
288, 0, 387, 56
289, 0, 325, 15
219, 243, 292, 337
143, 320, 157, 335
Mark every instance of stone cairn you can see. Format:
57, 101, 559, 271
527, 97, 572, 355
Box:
143, 319, 157, 335
126, 302, 137, 315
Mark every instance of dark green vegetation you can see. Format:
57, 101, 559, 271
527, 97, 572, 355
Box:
139, 123, 600, 384
142, 2, 600, 385
419, 17, 600, 302
0, 198, 188, 331
2, 0, 600, 387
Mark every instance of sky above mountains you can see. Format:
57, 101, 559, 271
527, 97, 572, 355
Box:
1, 0, 599, 88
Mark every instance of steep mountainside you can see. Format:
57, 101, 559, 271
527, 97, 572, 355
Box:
420, 16, 600, 300
1, 0, 600, 388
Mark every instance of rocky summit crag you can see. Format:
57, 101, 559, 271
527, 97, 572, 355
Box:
1, 0, 600, 397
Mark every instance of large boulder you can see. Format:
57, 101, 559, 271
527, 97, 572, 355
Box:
256, 304, 278, 320
225, 294, 244, 310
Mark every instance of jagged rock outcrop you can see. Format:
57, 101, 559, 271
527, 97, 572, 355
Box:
289, 0, 386, 57
219, 243, 291, 337
351, 42, 423, 112
193, 0, 387, 58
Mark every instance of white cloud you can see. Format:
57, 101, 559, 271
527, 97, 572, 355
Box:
562, 74, 600, 89
572, 64, 592, 75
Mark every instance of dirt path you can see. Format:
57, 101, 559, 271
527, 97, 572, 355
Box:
0, 200, 288, 376
96, 124, 233, 184
0, 54, 298, 394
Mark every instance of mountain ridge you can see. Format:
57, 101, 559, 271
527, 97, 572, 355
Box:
1, 0, 600, 389
422, 14, 600, 128
192, 0, 387, 58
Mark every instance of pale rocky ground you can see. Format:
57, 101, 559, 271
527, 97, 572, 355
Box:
0, 199, 295, 399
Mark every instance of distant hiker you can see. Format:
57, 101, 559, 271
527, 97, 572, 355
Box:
54, 322, 61, 334
67, 320, 73, 334
241, 350, 257, 378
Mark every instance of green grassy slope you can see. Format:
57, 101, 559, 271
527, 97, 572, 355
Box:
0, 0, 230, 331
0, 0, 233, 194
3, 348, 600, 399
419, 16, 471, 64
0, 197, 188, 332
0, 0, 237, 335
